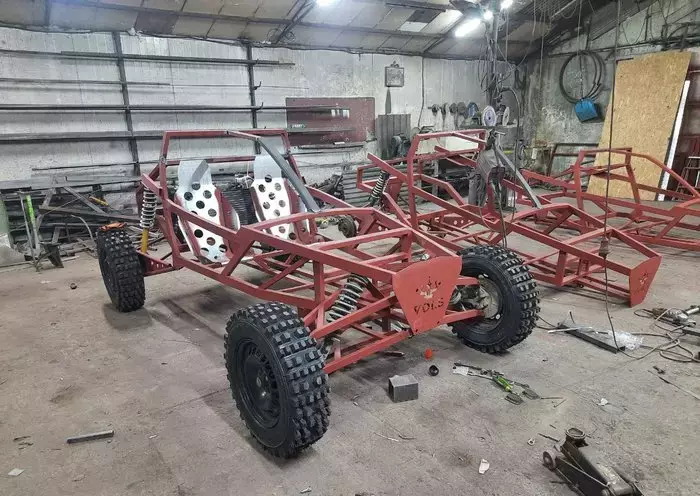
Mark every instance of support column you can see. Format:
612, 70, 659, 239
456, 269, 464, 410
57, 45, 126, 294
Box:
112, 32, 140, 176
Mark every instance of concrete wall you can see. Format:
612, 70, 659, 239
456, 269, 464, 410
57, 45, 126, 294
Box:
526, 0, 700, 172
0, 26, 504, 186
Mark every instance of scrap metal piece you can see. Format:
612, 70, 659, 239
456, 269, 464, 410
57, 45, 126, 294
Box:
66, 429, 115, 444
522, 388, 540, 400
505, 392, 523, 405
388, 374, 419, 403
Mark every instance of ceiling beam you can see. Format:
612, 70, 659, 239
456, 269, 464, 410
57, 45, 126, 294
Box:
49, 0, 449, 40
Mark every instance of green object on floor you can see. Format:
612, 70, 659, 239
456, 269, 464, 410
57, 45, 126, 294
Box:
493, 375, 512, 392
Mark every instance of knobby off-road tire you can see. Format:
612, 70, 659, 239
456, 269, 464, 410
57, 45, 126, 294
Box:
224, 303, 330, 458
451, 245, 539, 353
96, 227, 145, 312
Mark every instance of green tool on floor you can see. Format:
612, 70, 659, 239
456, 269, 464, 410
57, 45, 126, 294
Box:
493, 374, 512, 392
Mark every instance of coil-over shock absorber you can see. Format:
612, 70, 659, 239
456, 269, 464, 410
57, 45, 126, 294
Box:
327, 275, 369, 322
366, 171, 390, 207
139, 189, 157, 253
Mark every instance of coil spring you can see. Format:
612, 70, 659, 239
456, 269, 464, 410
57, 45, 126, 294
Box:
139, 190, 157, 230
327, 275, 370, 322
367, 171, 390, 207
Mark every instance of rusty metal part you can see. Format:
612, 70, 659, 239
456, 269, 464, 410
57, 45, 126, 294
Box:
99, 222, 126, 231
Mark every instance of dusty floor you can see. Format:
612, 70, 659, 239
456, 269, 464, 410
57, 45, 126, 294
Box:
0, 245, 699, 496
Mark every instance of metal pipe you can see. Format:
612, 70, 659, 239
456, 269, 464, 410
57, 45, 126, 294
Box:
113, 32, 140, 177
18, 194, 38, 272
0, 104, 350, 112
0, 47, 292, 66
246, 42, 261, 155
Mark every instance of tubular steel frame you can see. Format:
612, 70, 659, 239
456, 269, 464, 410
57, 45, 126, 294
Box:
355, 130, 662, 306
521, 149, 700, 252
138, 129, 481, 373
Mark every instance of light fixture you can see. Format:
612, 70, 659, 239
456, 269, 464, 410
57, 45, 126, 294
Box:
483, 9, 493, 21
501, 0, 513, 9
316, 0, 336, 6
454, 18, 481, 37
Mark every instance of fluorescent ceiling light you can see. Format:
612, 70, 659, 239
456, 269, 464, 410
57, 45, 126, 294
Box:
317, 0, 336, 6
455, 18, 481, 37
483, 9, 493, 21
501, 0, 513, 9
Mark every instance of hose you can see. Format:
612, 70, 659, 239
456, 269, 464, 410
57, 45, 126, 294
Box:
559, 50, 606, 104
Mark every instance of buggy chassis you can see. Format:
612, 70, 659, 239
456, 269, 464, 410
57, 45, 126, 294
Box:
521, 148, 700, 252
137, 129, 497, 370
355, 130, 663, 306
96, 129, 539, 458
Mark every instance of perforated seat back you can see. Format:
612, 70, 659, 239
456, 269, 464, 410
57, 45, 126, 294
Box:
250, 155, 304, 240
175, 159, 237, 263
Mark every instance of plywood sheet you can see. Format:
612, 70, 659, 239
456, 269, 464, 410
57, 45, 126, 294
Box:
588, 51, 691, 199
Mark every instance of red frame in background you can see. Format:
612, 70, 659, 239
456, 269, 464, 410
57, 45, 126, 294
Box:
355, 131, 663, 306
522, 148, 700, 252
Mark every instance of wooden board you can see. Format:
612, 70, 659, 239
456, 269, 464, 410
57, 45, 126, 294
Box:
588, 51, 691, 199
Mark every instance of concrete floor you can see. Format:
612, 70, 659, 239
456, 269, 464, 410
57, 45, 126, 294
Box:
1, 246, 699, 496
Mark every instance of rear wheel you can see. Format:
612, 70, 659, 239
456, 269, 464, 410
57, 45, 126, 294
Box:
96, 226, 145, 312
224, 303, 330, 458
450, 245, 539, 353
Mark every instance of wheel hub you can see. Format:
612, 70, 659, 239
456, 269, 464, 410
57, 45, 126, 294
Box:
451, 275, 503, 324
477, 277, 502, 320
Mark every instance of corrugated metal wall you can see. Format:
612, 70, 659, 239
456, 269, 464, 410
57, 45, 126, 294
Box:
0, 26, 509, 188
376, 114, 411, 159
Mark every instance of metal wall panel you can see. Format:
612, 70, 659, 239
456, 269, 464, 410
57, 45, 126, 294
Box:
376, 114, 410, 159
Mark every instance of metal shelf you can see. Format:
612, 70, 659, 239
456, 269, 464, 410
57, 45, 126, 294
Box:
0, 48, 293, 66
0, 104, 351, 113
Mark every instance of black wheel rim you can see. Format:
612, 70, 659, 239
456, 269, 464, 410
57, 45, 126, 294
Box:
236, 340, 281, 429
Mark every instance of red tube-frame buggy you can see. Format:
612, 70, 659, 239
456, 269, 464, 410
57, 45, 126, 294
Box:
96, 129, 539, 457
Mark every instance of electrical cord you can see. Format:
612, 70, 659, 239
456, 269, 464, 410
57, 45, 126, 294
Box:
603, 0, 627, 358
558, 50, 605, 103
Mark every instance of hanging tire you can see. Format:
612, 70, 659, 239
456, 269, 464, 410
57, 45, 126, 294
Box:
96, 227, 145, 312
450, 245, 539, 353
224, 303, 330, 458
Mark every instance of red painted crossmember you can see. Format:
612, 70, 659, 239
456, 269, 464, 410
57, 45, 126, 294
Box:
393, 256, 461, 332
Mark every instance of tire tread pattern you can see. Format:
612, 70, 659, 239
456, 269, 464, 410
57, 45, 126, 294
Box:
452, 245, 539, 353
96, 228, 145, 312
224, 302, 330, 458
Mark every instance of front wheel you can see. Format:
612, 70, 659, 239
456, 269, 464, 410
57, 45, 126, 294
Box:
96, 226, 145, 312
450, 245, 539, 353
224, 303, 330, 458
